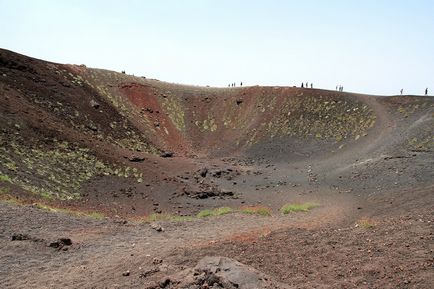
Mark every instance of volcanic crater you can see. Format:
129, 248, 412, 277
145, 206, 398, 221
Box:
0, 49, 433, 288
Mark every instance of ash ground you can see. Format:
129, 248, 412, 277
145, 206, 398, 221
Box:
0, 49, 433, 288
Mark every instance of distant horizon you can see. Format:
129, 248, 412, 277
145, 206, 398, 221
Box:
1, 0, 433, 96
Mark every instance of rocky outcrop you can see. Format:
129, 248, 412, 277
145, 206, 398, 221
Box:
147, 256, 292, 289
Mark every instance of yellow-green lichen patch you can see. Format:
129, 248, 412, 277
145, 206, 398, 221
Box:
249, 95, 376, 145
24, 69, 157, 155
0, 136, 143, 200
396, 101, 433, 119
220, 99, 252, 131
66, 72, 84, 86
408, 135, 434, 152
161, 96, 185, 131
195, 115, 218, 132
82, 68, 156, 128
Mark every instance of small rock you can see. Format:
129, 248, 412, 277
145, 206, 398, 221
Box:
90, 100, 100, 109
139, 268, 160, 278
153, 257, 163, 265
49, 241, 61, 248
122, 270, 130, 277
85, 123, 98, 132
11, 233, 31, 241
159, 278, 171, 287
150, 223, 164, 232
154, 209, 162, 214
49, 237, 72, 249
59, 238, 72, 246
199, 168, 208, 178
127, 155, 145, 162
160, 151, 174, 158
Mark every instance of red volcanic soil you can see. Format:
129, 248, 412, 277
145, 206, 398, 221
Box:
119, 82, 192, 154
0, 49, 433, 288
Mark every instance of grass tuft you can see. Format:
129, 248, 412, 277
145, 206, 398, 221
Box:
0, 174, 12, 183
239, 206, 272, 216
214, 206, 234, 216
197, 207, 234, 218
33, 203, 105, 219
196, 209, 213, 218
280, 202, 319, 214
86, 211, 105, 220
357, 218, 376, 229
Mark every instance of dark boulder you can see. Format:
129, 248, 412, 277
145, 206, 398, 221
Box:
146, 256, 292, 288
11, 233, 31, 241
160, 151, 174, 158
199, 168, 208, 178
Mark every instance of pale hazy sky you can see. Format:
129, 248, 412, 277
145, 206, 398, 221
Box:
1, 0, 433, 95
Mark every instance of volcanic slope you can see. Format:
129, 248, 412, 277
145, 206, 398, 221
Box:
0, 49, 433, 289
0, 48, 395, 214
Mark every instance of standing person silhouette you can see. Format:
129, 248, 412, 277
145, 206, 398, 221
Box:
311, 83, 313, 89
301, 82, 304, 88
425, 88, 428, 95
400, 89, 403, 95
240, 82, 243, 86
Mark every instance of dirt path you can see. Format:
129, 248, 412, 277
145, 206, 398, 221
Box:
307, 93, 396, 173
